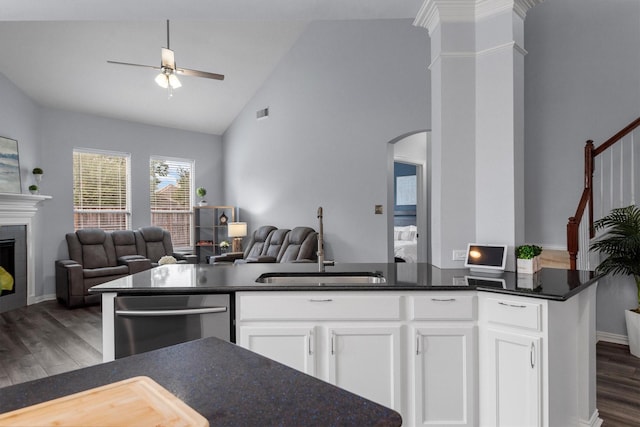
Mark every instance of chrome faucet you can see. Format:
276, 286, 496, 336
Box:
317, 206, 325, 272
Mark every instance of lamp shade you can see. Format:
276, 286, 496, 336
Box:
228, 222, 247, 238
155, 73, 169, 88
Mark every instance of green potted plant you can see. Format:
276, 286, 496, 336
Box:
196, 187, 207, 206
516, 244, 543, 274
590, 204, 640, 357
28, 184, 39, 194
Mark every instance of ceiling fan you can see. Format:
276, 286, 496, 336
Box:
107, 20, 224, 96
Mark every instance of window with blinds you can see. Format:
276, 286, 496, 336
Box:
150, 156, 194, 248
73, 149, 131, 231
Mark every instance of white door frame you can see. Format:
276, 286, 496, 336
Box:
387, 131, 430, 263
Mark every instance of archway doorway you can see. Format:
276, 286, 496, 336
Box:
387, 131, 430, 263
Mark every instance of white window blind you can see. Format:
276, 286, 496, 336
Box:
73, 149, 131, 231
150, 156, 194, 248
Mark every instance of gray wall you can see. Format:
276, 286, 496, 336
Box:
223, 19, 430, 262
0, 73, 223, 299
0, 73, 45, 301
524, 0, 640, 336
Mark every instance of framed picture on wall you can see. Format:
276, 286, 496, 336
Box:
0, 136, 21, 193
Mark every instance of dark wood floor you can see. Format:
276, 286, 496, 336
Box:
1, 301, 640, 425
597, 341, 640, 426
0, 300, 101, 388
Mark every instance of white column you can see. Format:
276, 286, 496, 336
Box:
415, 0, 477, 268
415, 0, 543, 269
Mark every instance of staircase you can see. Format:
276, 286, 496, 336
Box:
567, 117, 640, 270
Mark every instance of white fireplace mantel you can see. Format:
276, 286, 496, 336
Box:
0, 192, 52, 217
0, 192, 51, 306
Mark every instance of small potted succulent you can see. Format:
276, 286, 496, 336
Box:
28, 184, 39, 195
516, 244, 543, 274
196, 187, 207, 206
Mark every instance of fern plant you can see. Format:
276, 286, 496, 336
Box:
590, 205, 640, 311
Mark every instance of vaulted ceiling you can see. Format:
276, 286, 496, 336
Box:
1, 0, 423, 135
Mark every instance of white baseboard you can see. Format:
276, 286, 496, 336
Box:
29, 293, 56, 305
579, 409, 603, 427
596, 330, 629, 346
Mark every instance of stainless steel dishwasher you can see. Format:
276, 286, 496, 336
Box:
114, 294, 231, 359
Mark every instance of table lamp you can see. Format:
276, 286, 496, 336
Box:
228, 222, 247, 253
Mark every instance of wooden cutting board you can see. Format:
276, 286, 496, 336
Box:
0, 376, 209, 427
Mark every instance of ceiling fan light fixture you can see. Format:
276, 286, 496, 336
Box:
155, 73, 169, 89
168, 73, 182, 89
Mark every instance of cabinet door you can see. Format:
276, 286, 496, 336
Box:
485, 329, 541, 427
328, 326, 402, 411
414, 326, 475, 426
239, 326, 316, 376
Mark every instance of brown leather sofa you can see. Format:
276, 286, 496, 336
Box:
211, 225, 318, 264
56, 227, 196, 308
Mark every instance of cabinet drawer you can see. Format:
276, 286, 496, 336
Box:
237, 292, 402, 321
485, 297, 542, 331
411, 294, 475, 320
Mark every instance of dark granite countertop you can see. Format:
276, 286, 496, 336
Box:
0, 337, 402, 426
90, 262, 599, 301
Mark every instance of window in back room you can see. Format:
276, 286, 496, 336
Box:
73, 148, 131, 231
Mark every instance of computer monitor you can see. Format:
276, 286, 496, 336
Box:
464, 243, 508, 274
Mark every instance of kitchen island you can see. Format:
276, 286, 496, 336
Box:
0, 336, 402, 426
90, 262, 602, 427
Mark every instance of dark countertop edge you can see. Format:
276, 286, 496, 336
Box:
88, 278, 602, 300
476, 273, 602, 301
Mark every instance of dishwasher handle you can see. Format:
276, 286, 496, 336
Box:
115, 306, 227, 317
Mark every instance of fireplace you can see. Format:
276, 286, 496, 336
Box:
0, 238, 16, 296
0, 193, 50, 314
0, 226, 26, 313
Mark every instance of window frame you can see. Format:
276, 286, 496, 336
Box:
73, 148, 131, 231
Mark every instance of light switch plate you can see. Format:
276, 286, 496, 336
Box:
452, 249, 467, 261
375, 205, 383, 214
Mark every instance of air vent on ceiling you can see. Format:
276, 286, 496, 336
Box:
256, 107, 269, 120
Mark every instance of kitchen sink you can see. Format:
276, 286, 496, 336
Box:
255, 272, 386, 284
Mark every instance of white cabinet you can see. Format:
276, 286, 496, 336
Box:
237, 287, 599, 427
239, 326, 316, 376
413, 326, 475, 426
328, 326, 402, 410
236, 291, 404, 412
478, 288, 599, 427
479, 294, 544, 427
484, 329, 541, 426
409, 294, 476, 427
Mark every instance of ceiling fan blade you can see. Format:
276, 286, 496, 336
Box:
161, 48, 175, 70
107, 60, 160, 71
177, 67, 225, 81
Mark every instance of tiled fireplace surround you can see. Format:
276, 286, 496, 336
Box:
0, 193, 50, 312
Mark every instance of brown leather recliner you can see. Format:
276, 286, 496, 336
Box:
211, 225, 318, 264
135, 226, 197, 266
56, 229, 152, 308
213, 225, 277, 264
278, 226, 318, 262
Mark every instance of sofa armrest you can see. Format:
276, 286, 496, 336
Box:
118, 255, 152, 274
174, 252, 198, 264
55, 259, 85, 308
246, 256, 277, 263
211, 252, 245, 264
